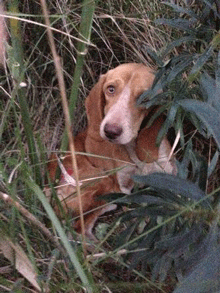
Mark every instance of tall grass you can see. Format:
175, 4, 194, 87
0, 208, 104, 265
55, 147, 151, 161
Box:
0, 0, 220, 292
7, 1, 41, 185
1, 1, 97, 291
61, 0, 95, 151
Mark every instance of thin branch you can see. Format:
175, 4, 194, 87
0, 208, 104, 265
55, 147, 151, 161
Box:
0, 191, 64, 254
0, 12, 94, 46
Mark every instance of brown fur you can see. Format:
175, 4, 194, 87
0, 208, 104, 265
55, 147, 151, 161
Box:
46, 63, 176, 239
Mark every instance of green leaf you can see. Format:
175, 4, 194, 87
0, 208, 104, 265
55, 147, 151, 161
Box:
189, 151, 208, 191
26, 179, 94, 293
179, 99, 220, 149
121, 205, 176, 221
151, 254, 172, 282
8, 2, 41, 185
177, 140, 192, 180
189, 46, 213, 77
166, 57, 193, 84
179, 223, 219, 274
174, 245, 220, 293
155, 18, 196, 35
133, 173, 210, 207
137, 91, 169, 108
200, 72, 220, 108
160, 256, 173, 283
61, 0, 95, 150
187, 111, 207, 137
129, 230, 159, 268
118, 194, 174, 206
156, 223, 203, 253
208, 150, 219, 177
163, 2, 199, 20
131, 187, 186, 206
156, 103, 178, 145
145, 47, 164, 67
216, 51, 220, 90
200, 70, 220, 111
116, 222, 138, 248
162, 36, 197, 57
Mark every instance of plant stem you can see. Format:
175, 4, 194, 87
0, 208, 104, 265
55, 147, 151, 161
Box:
61, 0, 95, 151
8, 0, 41, 185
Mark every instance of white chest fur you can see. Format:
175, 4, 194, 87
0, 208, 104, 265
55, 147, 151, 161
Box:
117, 138, 177, 194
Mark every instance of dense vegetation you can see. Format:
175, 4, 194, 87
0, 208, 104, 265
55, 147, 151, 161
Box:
0, 0, 220, 292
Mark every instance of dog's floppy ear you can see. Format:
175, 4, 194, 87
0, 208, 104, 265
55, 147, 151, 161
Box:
85, 74, 106, 135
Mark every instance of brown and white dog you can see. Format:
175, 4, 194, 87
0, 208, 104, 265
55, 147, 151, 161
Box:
47, 63, 177, 239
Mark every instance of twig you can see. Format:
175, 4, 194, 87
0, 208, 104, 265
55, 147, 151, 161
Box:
168, 128, 180, 162
87, 249, 128, 260
0, 191, 65, 254
0, 13, 94, 46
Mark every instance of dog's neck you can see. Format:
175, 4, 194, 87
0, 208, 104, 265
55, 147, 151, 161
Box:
126, 140, 144, 168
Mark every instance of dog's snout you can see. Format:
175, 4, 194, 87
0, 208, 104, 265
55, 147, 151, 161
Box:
104, 123, 123, 140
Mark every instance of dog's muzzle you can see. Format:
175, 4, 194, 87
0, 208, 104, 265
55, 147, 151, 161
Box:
104, 123, 123, 140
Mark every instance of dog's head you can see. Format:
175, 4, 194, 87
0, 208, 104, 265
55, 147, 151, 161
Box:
86, 63, 155, 145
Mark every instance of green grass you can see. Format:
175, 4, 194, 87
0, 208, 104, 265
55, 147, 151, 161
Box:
0, 0, 220, 292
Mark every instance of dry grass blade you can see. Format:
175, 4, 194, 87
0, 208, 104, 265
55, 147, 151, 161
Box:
39, 0, 86, 256
0, 191, 64, 253
27, 179, 94, 293
0, 235, 41, 291
61, 0, 95, 150
7, 1, 42, 184
0, 2, 6, 65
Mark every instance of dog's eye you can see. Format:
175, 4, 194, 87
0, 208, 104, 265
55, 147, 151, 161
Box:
107, 85, 115, 95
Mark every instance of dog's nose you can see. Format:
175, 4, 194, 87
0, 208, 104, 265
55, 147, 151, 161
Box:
104, 123, 123, 140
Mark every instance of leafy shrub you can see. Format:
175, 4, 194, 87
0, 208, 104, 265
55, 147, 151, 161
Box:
107, 1, 220, 292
